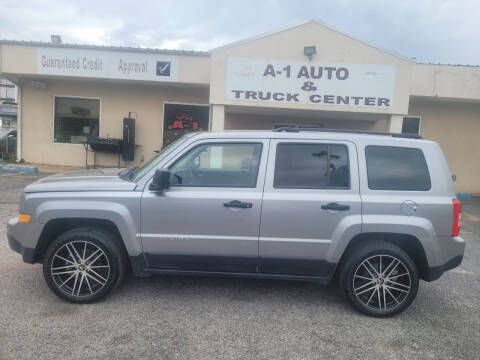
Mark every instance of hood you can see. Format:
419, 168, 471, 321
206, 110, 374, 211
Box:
24, 168, 137, 193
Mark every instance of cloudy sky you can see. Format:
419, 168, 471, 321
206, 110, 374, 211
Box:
1, 0, 479, 64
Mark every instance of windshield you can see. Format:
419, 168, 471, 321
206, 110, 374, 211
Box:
130, 136, 188, 181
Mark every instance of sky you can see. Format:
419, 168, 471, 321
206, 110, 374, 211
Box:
1, 0, 479, 65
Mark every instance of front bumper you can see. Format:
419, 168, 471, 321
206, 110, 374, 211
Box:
7, 233, 36, 263
7, 216, 41, 264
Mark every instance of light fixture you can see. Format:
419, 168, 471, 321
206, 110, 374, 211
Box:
50, 35, 62, 44
304, 46, 316, 61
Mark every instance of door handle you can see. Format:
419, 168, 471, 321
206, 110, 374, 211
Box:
223, 200, 253, 209
321, 202, 350, 211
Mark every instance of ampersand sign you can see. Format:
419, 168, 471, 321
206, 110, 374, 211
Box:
301, 81, 317, 91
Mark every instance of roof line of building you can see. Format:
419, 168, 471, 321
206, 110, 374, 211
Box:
210, 18, 416, 63
0, 39, 210, 57
416, 62, 480, 68
1, 23, 478, 67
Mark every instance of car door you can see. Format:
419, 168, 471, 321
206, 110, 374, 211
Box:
259, 138, 361, 278
140, 138, 269, 273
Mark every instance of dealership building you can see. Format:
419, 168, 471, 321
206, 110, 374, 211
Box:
1, 20, 479, 192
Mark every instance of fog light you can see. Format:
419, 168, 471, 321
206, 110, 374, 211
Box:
18, 214, 31, 223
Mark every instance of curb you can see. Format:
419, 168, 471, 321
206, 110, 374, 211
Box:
456, 192, 473, 199
0, 164, 38, 173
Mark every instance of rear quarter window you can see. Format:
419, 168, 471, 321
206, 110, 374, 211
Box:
365, 145, 431, 191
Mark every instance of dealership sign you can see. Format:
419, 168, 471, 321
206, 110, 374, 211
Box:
37, 47, 179, 82
226, 58, 396, 108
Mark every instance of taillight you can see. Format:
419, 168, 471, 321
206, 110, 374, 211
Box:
452, 199, 461, 236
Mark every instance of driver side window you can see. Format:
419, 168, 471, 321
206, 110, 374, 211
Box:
169, 143, 262, 188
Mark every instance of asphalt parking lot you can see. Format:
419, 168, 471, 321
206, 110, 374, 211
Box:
1, 172, 479, 360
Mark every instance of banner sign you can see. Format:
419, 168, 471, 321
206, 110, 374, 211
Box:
37, 47, 179, 82
226, 58, 396, 108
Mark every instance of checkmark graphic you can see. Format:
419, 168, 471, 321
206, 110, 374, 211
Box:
156, 61, 171, 76
158, 63, 169, 73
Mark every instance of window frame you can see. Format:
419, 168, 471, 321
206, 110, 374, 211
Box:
168, 141, 264, 189
365, 145, 432, 191
273, 142, 351, 190
53, 95, 102, 145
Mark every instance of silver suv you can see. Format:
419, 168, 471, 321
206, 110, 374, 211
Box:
7, 128, 465, 317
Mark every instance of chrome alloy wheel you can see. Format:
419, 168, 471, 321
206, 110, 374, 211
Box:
50, 240, 110, 297
353, 255, 412, 311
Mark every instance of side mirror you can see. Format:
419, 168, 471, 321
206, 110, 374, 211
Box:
149, 169, 170, 191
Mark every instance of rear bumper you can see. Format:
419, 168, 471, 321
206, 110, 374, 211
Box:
425, 255, 463, 281
424, 235, 465, 281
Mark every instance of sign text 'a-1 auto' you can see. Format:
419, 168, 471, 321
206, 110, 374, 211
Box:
225, 58, 396, 108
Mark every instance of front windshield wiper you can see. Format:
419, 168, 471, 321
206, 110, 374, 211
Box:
118, 166, 137, 181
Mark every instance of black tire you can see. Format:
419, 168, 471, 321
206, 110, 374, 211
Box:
43, 227, 127, 303
339, 240, 419, 317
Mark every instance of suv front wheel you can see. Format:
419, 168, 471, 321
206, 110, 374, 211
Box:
339, 241, 419, 317
43, 227, 127, 303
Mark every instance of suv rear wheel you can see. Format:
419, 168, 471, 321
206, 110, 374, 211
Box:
43, 227, 127, 303
339, 241, 419, 317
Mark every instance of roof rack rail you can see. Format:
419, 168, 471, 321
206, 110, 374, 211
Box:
272, 127, 423, 139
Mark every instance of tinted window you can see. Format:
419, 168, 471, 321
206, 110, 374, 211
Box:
274, 143, 349, 189
169, 143, 262, 187
365, 146, 431, 191
402, 116, 420, 135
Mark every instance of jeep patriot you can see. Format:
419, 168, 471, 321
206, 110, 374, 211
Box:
7, 128, 465, 316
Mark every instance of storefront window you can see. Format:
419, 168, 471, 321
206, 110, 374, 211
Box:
0, 79, 16, 103
163, 103, 209, 147
402, 116, 421, 135
54, 97, 100, 144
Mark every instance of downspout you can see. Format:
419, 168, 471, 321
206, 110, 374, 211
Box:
15, 84, 22, 162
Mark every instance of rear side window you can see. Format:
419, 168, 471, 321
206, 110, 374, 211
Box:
274, 143, 349, 189
365, 145, 431, 191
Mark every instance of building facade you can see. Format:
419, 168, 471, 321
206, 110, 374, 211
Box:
1, 20, 479, 192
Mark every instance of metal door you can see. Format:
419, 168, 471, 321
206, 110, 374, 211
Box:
141, 139, 269, 273
259, 138, 361, 277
